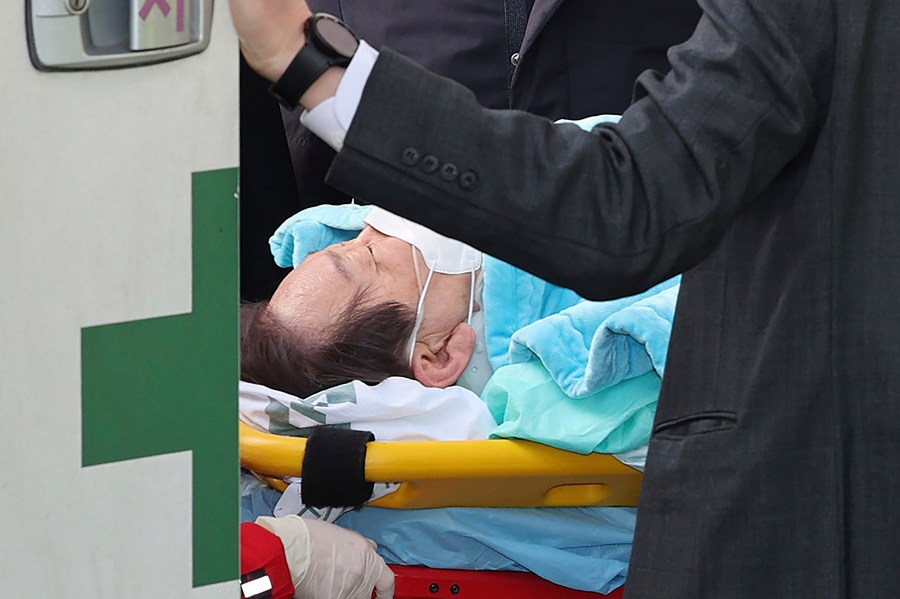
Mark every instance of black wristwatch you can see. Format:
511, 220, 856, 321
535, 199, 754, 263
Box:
268, 13, 360, 109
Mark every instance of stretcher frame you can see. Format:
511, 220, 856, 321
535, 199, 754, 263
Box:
239, 421, 642, 597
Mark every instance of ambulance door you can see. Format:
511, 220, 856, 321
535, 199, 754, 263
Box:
0, 1, 239, 596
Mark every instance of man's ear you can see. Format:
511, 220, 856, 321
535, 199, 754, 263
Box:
411, 323, 476, 388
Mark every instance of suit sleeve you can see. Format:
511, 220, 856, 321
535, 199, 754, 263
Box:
325, 0, 835, 300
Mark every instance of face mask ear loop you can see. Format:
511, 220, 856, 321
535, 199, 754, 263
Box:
411, 245, 424, 291
407, 267, 435, 367
466, 270, 475, 324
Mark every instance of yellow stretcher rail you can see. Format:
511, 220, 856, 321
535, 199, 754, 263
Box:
239, 421, 642, 509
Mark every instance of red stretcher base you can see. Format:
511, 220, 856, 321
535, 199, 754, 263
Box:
389, 565, 625, 599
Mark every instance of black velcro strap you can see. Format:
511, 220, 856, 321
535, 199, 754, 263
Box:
301, 427, 375, 507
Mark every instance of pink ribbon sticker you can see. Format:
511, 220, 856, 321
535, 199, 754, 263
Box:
139, 0, 171, 21
176, 0, 185, 31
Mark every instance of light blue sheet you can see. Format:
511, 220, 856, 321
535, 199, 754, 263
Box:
240, 484, 282, 524
240, 485, 634, 594
335, 506, 635, 594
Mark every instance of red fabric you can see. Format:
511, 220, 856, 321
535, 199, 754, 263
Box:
240, 522, 296, 599
390, 565, 623, 598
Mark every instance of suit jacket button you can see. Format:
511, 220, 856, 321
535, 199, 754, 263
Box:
440, 163, 459, 182
421, 155, 440, 174
401, 147, 420, 166
459, 170, 478, 190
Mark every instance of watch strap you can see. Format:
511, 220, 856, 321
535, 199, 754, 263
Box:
268, 43, 333, 109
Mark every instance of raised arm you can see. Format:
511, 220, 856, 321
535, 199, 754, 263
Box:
325, 0, 834, 299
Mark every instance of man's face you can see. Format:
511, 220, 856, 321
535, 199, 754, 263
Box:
268, 225, 473, 344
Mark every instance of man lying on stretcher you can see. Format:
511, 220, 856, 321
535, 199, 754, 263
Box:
241, 202, 677, 463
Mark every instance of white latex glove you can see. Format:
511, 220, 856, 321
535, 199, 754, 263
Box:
256, 515, 395, 599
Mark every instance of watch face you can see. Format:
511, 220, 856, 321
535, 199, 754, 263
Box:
313, 15, 360, 59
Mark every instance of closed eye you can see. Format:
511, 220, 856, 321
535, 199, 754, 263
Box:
367, 245, 379, 273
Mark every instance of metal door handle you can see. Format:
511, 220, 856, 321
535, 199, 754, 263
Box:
27, 0, 215, 70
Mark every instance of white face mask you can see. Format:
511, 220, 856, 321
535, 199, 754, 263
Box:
364, 207, 483, 365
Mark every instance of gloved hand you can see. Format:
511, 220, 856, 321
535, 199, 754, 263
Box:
256, 515, 395, 599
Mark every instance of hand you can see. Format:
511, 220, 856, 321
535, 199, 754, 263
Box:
256, 516, 395, 599
228, 0, 312, 82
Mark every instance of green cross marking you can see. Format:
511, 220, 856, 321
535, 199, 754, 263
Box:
81, 168, 239, 587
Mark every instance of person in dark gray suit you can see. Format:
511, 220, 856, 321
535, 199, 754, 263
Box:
231, 0, 899, 596
242, 0, 700, 301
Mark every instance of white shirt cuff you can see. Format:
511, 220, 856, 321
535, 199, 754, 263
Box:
298, 40, 379, 151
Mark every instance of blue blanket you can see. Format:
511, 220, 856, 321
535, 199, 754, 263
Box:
490, 263, 679, 396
